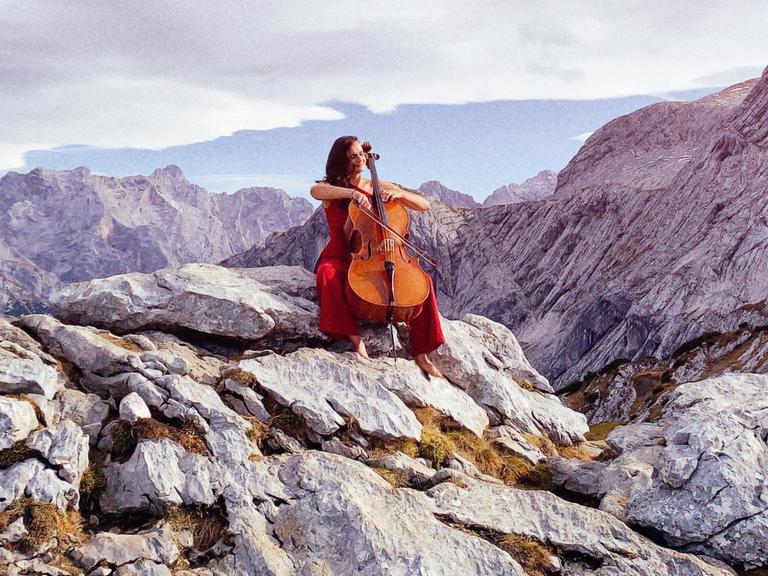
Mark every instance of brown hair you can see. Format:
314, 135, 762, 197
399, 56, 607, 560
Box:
321, 135, 361, 186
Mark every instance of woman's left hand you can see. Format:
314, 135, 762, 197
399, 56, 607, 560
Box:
380, 188, 402, 202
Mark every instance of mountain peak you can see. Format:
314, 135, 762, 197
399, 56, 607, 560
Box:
150, 164, 186, 180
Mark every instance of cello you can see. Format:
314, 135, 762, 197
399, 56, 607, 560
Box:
343, 141, 436, 359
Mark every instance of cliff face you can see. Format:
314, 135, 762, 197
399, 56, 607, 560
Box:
446, 70, 768, 386
240, 70, 768, 389
0, 166, 313, 312
483, 170, 557, 206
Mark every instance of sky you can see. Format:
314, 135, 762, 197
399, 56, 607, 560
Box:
0, 1, 765, 199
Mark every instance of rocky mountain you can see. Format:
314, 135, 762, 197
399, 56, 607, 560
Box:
0, 165, 313, 313
418, 181, 480, 208
238, 69, 768, 390
0, 261, 752, 574
482, 170, 557, 206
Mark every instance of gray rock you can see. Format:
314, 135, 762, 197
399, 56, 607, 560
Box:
368, 451, 436, 486
0, 395, 38, 450
116, 560, 172, 576
218, 376, 270, 422
427, 478, 734, 576
626, 373, 768, 568
119, 392, 152, 422
321, 437, 367, 460
100, 439, 219, 513
431, 314, 588, 444
71, 524, 180, 570
0, 517, 27, 545
54, 388, 110, 444
239, 348, 422, 440
487, 425, 547, 464
273, 451, 526, 575
50, 263, 322, 344
25, 419, 90, 484
0, 356, 61, 399
0, 459, 78, 511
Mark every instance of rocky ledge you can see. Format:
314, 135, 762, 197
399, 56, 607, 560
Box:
0, 263, 749, 575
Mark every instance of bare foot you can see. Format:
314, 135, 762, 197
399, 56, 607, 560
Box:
348, 335, 369, 359
415, 353, 443, 378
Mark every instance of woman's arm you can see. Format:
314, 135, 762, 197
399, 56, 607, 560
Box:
310, 182, 354, 201
380, 181, 431, 212
310, 182, 372, 210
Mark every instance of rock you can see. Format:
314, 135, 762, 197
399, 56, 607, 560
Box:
218, 376, 270, 422
116, 560, 172, 576
427, 478, 734, 576
71, 524, 180, 570
100, 439, 219, 513
0, 459, 78, 511
0, 517, 27, 545
50, 264, 322, 344
431, 315, 588, 444
487, 425, 547, 465
273, 451, 526, 575
239, 348, 422, 440
320, 437, 367, 461
54, 388, 111, 444
368, 451, 436, 486
0, 356, 61, 399
625, 374, 768, 569
0, 395, 38, 450
25, 420, 90, 484
606, 422, 665, 454
119, 392, 152, 422
482, 170, 557, 206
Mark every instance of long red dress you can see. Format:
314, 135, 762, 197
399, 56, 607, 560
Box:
314, 194, 445, 357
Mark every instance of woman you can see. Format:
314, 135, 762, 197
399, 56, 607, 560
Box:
310, 135, 445, 377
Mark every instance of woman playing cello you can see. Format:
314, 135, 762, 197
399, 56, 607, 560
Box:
310, 135, 445, 377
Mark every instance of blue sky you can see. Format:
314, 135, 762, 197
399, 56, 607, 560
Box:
1, 1, 765, 200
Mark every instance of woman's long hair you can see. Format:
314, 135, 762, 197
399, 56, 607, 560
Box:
322, 135, 360, 186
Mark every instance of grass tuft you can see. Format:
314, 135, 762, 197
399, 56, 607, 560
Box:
0, 441, 39, 469
497, 533, 555, 576
164, 505, 228, 553
371, 466, 409, 488
584, 421, 622, 441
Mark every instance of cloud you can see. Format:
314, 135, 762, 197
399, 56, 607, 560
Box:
0, 0, 765, 170
570, 132, 594, 143
691, 65, 764, 86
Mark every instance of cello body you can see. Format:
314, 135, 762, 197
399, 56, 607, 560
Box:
343, 144, 431, 324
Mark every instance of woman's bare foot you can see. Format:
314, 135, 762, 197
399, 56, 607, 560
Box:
348, 335, 369, 358
415, 353, 443, 378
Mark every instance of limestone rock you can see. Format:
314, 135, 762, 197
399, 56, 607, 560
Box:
239, 348, 422, 440
25, 420, 90, 484
0, 395, 38, 450
0, 459, 78, 511
0, 356, 61, 399
53, 389, 111, 445
50, 263, 321, 344
427, 478, 734, 575
273, 451, 526, 575
71, 523, 180, 570
119, 392, 152, 422
431, 315, 587, 444
100, 439, 219, 513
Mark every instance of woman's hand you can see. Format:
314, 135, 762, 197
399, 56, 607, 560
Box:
380, 188, 403, 203
352, 189, 372, 210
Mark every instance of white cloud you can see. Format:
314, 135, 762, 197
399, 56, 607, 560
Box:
570, 132, 594, 143
0, 0, 765, 170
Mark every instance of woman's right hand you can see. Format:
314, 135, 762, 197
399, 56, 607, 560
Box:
352, 190, 372, 211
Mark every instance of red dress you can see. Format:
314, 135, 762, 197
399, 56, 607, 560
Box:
314, 195, 445, 356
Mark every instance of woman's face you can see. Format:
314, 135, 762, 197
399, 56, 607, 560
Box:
346, 140, 367, 176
